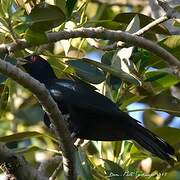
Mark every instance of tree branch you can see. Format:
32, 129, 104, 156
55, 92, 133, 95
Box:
0, 59, 76, 180
91, 0, 148, 7
101, 15, 170, 50
0, 27, 179, 68
38, 156, 62, 178
0, 143, 48, 180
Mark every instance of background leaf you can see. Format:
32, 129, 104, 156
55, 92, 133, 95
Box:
26, 4, 65, 32
66, 0, 77, 17
67, 59, 105, 84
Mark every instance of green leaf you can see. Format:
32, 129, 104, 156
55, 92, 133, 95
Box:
0, 54, 16, 66
67, 59, 106, 84
75, 150, 93, 180
0, 131, 42, 143
159, 35, 180, 52
25, 29, 48, 45
102, 51, 141, 85
112, 141, 122, 160
114, 13, 170, 35
119, 92, 145, 111
126, 15, 140, 33
83, 58, 141, 85
153, 127, 180, 146
0, 0, 13, 17
45, 56, 67, 78
147, 35, 180, 68
15, 106, 44, 125
14, 24, 28, 35
66, 0, 77, 17
101, 51, 115, 66
143, 91, 180, 116
55, 0, 66, 14
0, 81, 9, 117
25, 4, 65, 32
145, 71, 180, 93
0, 131, 58, 143
16, 145, 43, 154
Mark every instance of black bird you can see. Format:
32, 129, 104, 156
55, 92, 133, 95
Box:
21, 55, 175, 162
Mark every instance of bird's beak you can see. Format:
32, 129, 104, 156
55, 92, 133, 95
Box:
16, 58, 28, 67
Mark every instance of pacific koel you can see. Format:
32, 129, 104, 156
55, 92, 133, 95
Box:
21, 55, 175, 162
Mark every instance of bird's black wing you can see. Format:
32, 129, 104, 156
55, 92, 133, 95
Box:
46, 79, 121, 116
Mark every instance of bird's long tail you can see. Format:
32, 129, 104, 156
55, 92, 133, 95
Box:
129, 122, 175, 162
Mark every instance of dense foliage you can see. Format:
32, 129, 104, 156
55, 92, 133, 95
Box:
0, 0, 179, 179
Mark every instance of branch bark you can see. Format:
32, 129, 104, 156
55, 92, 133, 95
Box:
38, 156, 62, 178
0, 27, 179, 68
0, 143, 48, 180
0, 59, 76, 180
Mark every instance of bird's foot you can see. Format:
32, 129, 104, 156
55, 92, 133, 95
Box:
63, 114, 70, 121
74, 139, 84, 147
70, 132, 85, 149
49, 123, 56, 132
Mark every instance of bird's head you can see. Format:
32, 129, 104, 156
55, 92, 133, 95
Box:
18, 55, 56, 84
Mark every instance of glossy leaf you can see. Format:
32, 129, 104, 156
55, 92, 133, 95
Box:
15, 106, 44, 125
55, 0, 66, 14
145, 71, 180, 93
147, 35, 180, 68
66, 0, 77, 17
101, 51, 115, 66
102, 51, 141, 86
153, 127, 180, 146
143, 91, 180, 116
26, 4, 65, 32
126, 15, 140, 33
0, 131, 58, 143
83, 58, 141, 85
44, 56, 67, 78
114, 13, 170, 35
119, 92, 145, 111
67, 59, 106, 84
75, 150, 93, 180
25, 29, 48, 45
0, 82, 9, 117
0, 0, 13, 17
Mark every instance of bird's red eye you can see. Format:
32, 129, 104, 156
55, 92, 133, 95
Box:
31, 56, 38, 63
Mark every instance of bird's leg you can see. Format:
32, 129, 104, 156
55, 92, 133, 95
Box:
63, 114, 70, 121
74, 139, 84, 147
50, 114, 85, 148
49, 123, 56, 133
70, 132, 84, 149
